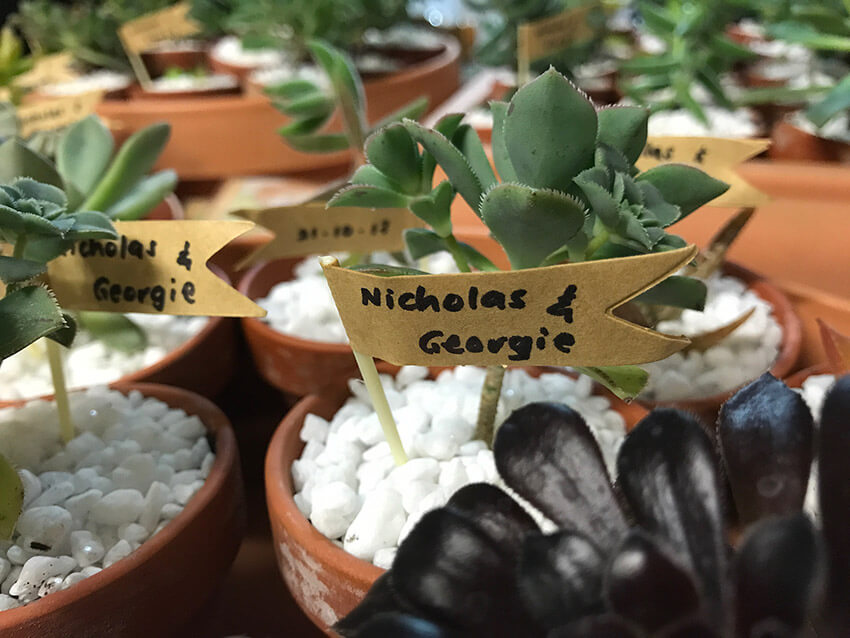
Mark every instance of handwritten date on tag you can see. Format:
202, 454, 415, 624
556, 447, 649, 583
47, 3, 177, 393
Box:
234, 203, 422, 266
47, 221, 264, 317
322, 246, 697, 367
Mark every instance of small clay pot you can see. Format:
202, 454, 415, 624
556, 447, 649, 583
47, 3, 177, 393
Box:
140, 44, 209, 78
265, 370, 647, 632
0, 382, 245, 638
770, 120, 850, 163
239, 258, 360, 398
785, 363, 830, 388
638, 262, 802, 424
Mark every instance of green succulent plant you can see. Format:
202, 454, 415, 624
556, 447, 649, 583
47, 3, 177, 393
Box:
271, 39, 429, 158
328, 67, 729, 435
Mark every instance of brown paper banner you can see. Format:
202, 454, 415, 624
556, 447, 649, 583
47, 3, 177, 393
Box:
118, 2, 200, 53
17, 92, 103, 137
234, 203, 422, 267
16, 53, 79, 88
517, 5, 596, 64
322, 246, 697, 367
637, 136, 770, 208
47, 220, 265, 317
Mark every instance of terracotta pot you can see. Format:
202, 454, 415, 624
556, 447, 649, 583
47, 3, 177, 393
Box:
139, 46, 209, 78
265, 370, 647, 632
785, 363, 830, 389
770, 120, 850, 163
239, 258, 360, 398
96, 35, 460, 181
638, 262, 802, 424
0, 382, 244, 638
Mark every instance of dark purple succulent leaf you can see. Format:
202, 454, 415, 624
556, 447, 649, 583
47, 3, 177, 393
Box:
818, 375, 850, 634
718, 373, 814, 526
494, 402, 627, 553
616, 409, 727, 628
548, 614, 639, 638
345, 612, 464, 638
389, 507, 538, 637
656, 617, 721, 638
605, 529, 701, 633
734, 513, 822, 638
335, 573, 409, 637
517, 530, 607, 630
446, 483, 539, 559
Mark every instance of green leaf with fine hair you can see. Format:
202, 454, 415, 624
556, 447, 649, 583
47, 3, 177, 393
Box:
17, 236, 68, 263
489, 101, 518, 183
66, 210, 118, 239
573, 178, 620, 228
636, 164, 729, 217
596, 106, 649, 165
573, 365, 648, 400
56, 115, 114, 198
265, 78, 321, 99
408, 180, 453, 237
365, 123, 421, 194
634, 275, 707, 310
278, 113, 332, 137
421, 113, 465, 189
328, 184, 410, 209
481, 183, 587, 270
78, 311, 147, 353
0, 285, 65, 361
616, 210, 652, 251
452, 124, 497, 192
0, 206, 63, 238
11, 178, 67, 207
402, 119, 482, 212
104, 170, 177, 221
285, 133, 350, 153
0, 453, 23, 540
275, 91, 335, 119
806, 75, 850, 128
349, 263, 428, 277
82, 122, 171, 212
350, 164, 405, 192
46, 311, 77, 348
0, 255, 45, 284
308, 39, 365, 148
0, 139, 63, 188
404, 228, 498, 272
504, 68, 597, 191
638, 181, 680, 227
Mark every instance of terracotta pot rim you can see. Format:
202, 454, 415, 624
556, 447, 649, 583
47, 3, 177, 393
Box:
785, 364, 832, 388
0, 381, 237, 627
238, 258, 354, 355
774, 119, 850, 148
638, 261, 802, 412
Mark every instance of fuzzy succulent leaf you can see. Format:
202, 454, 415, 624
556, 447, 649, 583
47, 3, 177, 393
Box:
402, 119, 482, 211
489, 101, 518, 183
275, 90, 336, 119
446, 484, 539, 554
77, 311, 147, 353
0, 255, 45, 284
350, 164, 406, 193
0, 285, 66, 360
636, 164, 729, 217
328, 184, 409, 208
717, 373, 815, 526
573, 178, 620, 228
407, 181, 454, 237
634, 276, 706, 311
596, 106, 649, 165
0, 453, 23, 540
637, 181, 681, 228
348, 263, 428, 277
404, 228, 497, 272
0, 139, 63, 188
452, 124, 497, 193
504, 69, 597, 191
573, 365, 648, 400
420, 113, 465, 190
365, 123, 422, 195
480, 184, 586, 270
104, 170, 177, 221
56, 115, 114, 198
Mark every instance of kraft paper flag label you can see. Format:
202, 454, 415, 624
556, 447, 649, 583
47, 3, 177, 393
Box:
118, 2, 200, 53
17, 92, 102, 137
16, 53, 79, 88
638, 137, 770, 207
321, 246, 697, 367
47, 221, 265, 317
234, 203, 422, 267
517, 5, 596, 64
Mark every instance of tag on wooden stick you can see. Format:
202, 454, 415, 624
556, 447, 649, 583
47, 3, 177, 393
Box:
47, 221, 265, 317
17, 92, 102, 137
321, 246, 697, 367
517, 5, 596, 86
637, 137, 770, 207
234, 203, 422, 268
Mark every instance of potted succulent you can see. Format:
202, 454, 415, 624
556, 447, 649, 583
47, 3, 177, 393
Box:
335, 371, 849, 636
0, 174, 244, 635
0, 115, 237, 401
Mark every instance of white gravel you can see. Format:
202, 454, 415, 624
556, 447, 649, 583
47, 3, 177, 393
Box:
791, 110, 850, 144
0, 387, 213, 610
640, 275, 783, 401
40, 71, 132, 97
249, 64, 329, 90
0, 315, 207, 401
210, 36, 286, 70
646, 106, 761, 138
146, 73, 238, 93
258, 252, 457, 343
798, 374, 837, 522
292, 366, 627, 566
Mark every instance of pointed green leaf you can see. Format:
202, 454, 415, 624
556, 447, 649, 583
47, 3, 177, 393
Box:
328, 184, 409, 208
0, 139, 62, 188
56, 115, 114, 198
806, 76, 850, 128
481, 183, 587, 269
596, 106, 649, 165
574, 178, 620, 228
636, 164, 729, 216
66, 210, 118, 239
12, 178, 67, 206
404, 227, 498, 271
616, 210, 653, 251
349, 263, 428, 277
504, 68, 597, 191
0, 453, 23, 540
275, 91, 335, 119
350, 164, 405, 192
0, 255, 45, 284
490, 101, 518, 183
408, 180, 453, 237
78, 311, 147, 353
0, 285, 65, 360
634, 276, 707, 310
574, 365, 648, 400
265, 78, 320, 99
104, 170, 177, 221
421, 112, 465, 189
365, 123, 422, 194
452, 124, 497, 192
285, 133, 350, 153
638, 181, 680, 227
46, 311, 77, 348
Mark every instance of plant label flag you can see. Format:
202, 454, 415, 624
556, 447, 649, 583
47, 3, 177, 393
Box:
638, 137, 771, 207
321, 245, 698, 367
16, 53, 79, 88
17, 92, 103, 137
234, 203, 423, 267
47, 220, 265, 317
517, 5, 597, 84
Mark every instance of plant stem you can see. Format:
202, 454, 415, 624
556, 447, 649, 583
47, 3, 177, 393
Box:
584, 229, 610, 260
352, 349, 408, 466
46, 339, 74, 444
474, 365, 506, 447
444, 234, 471, 273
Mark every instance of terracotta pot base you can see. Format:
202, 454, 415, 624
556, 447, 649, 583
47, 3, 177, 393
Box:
770, 120, 850, 163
